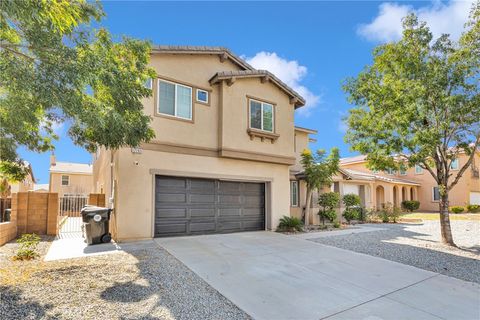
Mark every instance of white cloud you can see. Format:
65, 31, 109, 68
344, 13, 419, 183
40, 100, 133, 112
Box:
245, 52, 321, 116
358, 0, 473, 42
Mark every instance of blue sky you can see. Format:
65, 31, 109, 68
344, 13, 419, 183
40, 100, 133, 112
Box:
20, 1, 472, 183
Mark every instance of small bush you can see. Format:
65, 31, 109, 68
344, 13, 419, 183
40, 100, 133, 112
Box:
343, 207, 361, 222
318, 209, 337, 225
402, 200, 420, 212
450, 206, 465, 214
318, 192, 340, 225
13, 233, 41, 261
342, 194, 361, 207
466, 204, 480, 213
277, 216, 303, 232
333, 220, 341, 228
381, 210, 390, 223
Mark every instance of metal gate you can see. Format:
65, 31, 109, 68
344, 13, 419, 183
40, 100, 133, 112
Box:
58, 195, 88, 235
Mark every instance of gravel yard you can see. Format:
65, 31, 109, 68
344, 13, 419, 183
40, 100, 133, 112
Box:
310, 220, 480, 284
0, 238, 250, 320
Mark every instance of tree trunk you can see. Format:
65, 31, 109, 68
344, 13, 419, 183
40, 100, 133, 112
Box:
305, 188, 313, 228
439, 192, 455, 246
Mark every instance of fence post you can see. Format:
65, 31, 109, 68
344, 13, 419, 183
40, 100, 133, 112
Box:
46, 193, 58, 236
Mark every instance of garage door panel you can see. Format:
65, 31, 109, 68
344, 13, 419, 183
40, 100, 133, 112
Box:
157, 193, 186, 203
155, 208, 187, 218
155, 176, 265, 237
190, 208, 216, 217
156, 177, 187, 189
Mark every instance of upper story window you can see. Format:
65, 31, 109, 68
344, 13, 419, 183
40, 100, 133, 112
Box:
144, 78, 153, 90
399, 164, 407, 175
196, 89, 209, 104
158, 79, 192, 120
415, 164, 423, 174
450, 158, 459, 170
249, 99, 274, 132
61, 175, 69, 186
386, 168, 396, 175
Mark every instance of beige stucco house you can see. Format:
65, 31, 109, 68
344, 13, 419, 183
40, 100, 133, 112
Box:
8, 162, 35, 195
338, 150, 480, 212
49, 155, 93, 197
93, 46, 313, 241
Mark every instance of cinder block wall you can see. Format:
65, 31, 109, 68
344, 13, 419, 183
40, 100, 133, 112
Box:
12, 192, 58, 236
0, 194, 17, 246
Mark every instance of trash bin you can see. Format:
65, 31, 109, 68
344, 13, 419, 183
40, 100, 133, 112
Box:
81, 206, 112, 245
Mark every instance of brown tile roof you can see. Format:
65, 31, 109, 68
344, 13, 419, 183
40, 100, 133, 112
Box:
209, 70, 306, 107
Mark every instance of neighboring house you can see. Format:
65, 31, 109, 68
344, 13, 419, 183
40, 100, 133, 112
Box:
9, 161, 35, 195
93, 45, 309, 241
33, 184, 49, 193
339, 150, 480, 211
49, 155, 93, 197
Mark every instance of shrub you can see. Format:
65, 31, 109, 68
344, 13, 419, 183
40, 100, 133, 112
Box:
13, 233, 41, 261
466, 204, 480, 213
277, 216, 303, 232
318, 192, 340, 225
450, 206, 465, 214
402, 200, 420, 212
333, 220, 341, 228
343, 207, 361, 222
342, 194, 361, 207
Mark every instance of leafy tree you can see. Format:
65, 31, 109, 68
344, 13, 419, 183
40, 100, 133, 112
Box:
0, 0, 156, 180
300, 148, 340, 227
342, 194, 362, 223
343, 4, 480, 246
318, 192, 340, 225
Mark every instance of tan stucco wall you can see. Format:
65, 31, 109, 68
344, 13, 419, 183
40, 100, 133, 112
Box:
113, 148, 290, 241
341, 152, 480, 211
49, 172, 93, 197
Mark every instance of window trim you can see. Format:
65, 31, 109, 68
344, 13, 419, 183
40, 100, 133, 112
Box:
432, 186, 440, 202
290, 180, 299, 207
415, 164, 423, 175
196, 89, 209, 105
248, 97, 275, 133
156, 78, 194, 122
61, 175, 69, 186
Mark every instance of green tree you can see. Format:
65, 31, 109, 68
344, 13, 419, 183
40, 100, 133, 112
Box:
300, 148, 340, 227
318, 192, 340, 225
0, 0, 156, 180
343, 3, 480, 246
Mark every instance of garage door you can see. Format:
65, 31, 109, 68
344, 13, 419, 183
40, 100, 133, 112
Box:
470, 192, 480, 205
155, 176, 265, 237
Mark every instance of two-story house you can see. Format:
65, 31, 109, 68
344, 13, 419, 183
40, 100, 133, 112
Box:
49, 155, 93, 197
93, 46, 314, 241
338, 149, 480, 212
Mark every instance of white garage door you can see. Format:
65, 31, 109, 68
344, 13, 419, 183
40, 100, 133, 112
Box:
470, 192, 480, 205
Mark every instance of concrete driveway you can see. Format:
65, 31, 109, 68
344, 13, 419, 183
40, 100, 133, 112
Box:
155, 231, 480, 320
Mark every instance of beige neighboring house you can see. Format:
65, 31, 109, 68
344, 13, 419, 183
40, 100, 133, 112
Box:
9, 162, 35, 195
93, 45, 312, 241
33, 184, 49, 193
338, 150, 480, 212
49, 155, 93, 197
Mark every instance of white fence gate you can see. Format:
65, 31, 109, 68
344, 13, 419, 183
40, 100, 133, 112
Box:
58, 195, 88, 234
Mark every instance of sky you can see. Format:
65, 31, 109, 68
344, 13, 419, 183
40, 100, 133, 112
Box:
19, 0, 473, 183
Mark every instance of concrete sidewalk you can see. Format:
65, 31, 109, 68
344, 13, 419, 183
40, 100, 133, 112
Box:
156, 231, 480, 320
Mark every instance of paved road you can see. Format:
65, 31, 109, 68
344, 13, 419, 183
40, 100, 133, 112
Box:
156, 231, 480, 320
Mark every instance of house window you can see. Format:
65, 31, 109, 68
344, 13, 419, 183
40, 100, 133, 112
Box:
249, 99, 274, 132
415, 165, 423, 174
432, 187, 440, 202
290, 181, 299, 207
386, 168, 396, 175
196, 89, 209, 104
399, 164, 407, 175
158, 80, 192, 120
61, 175, 69, 186
450, 158, 459, 170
